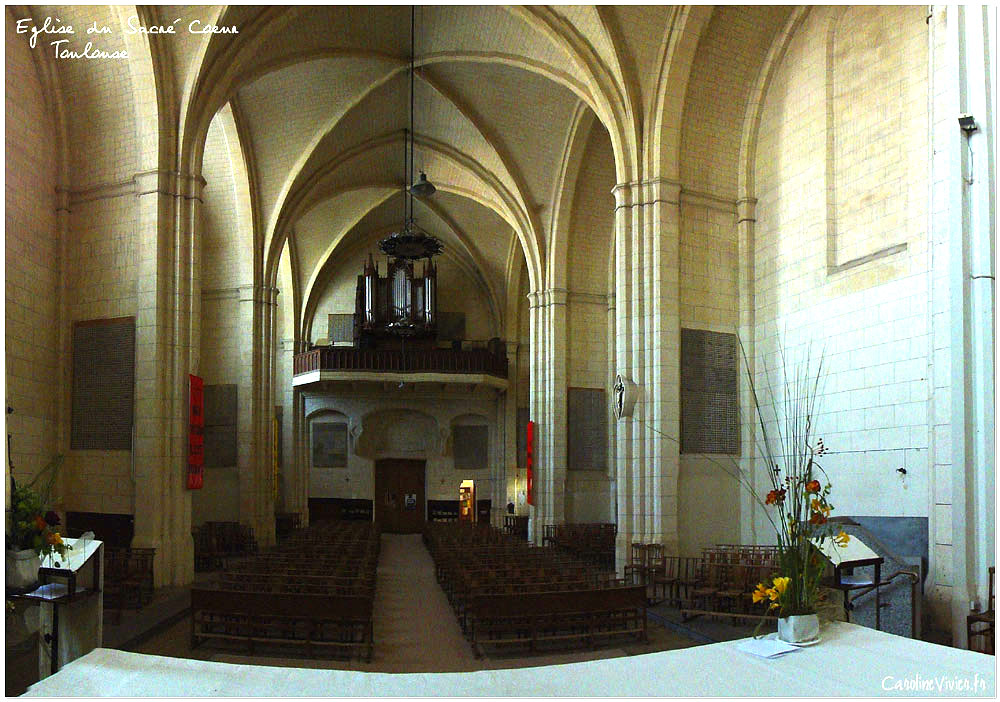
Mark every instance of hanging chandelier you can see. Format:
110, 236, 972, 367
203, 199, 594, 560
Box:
378, 6, 442, 262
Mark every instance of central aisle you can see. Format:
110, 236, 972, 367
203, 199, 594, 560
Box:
371, 533, 477, 672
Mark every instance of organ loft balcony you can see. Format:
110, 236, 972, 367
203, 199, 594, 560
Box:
292, 254, 508, 392
292, 342, 508, 392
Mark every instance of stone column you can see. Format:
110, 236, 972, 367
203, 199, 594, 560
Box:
526, 288, 569, 543
239, 284, 278, 548
502, 340, 520, 524
612, 178, 681, 571
736, 196, 761, 546
294, 387, 309, 527
526, 291, 543, 543
131, 169, 204, 587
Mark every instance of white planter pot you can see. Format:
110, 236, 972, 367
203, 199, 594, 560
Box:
5, 548, 40, 590
777, 613, 820, 643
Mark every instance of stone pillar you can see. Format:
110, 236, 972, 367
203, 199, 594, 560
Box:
294, 387, 310, 527
131, 169, 204, 587
503, 340, 520, 522
239, 284, 278, 548
612, 178, 681, 571
736, 196, 761, 546
527, 291, 543, 543
526, 288, 569, 543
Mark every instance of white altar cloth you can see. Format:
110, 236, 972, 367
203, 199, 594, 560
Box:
23, 622, 994, 697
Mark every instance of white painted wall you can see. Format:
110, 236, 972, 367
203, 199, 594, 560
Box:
304, 388, 502, 510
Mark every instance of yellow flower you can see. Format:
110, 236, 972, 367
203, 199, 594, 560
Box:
766, 588, 779, 601
771, 576, 791, 597
811, 498, 831, 516
752, 583, 770, 604
834, 530, 850, 547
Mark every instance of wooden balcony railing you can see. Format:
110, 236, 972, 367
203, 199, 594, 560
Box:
293, 347, 508, 379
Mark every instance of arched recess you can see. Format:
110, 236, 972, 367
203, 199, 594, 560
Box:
354, 409, 443, 459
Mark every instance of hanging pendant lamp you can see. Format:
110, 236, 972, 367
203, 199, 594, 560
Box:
379, 6, 441, 262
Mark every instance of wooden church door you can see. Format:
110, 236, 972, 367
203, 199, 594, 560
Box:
374, 459, 426, 533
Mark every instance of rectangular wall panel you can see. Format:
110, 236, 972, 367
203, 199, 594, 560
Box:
680, 328, 739, 454
567, 388, 607, 471
312, 422, 348, 468
204, 384, 237, 467
71, 318, 135, 450
453, 425, 488, 470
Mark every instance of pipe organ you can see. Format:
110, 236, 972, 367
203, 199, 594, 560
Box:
355, 253, 437, 341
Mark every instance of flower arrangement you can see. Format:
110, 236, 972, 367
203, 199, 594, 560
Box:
633, 340, 851, 629
7, 456, 71, 560
750, 436, 850, 616
744, 346, 850, 621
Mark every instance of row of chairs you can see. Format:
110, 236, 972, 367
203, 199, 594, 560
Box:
543, 523, 617, 571
426, 522, 646, 656
191, 520, 379, 660
193, 521, 258, 571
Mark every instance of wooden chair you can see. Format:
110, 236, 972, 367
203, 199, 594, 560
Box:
652, 556, 679, 605
968, 566, 995, 654
624, 543, 647, 585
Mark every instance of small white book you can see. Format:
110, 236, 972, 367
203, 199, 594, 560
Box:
735, 636, 801, 659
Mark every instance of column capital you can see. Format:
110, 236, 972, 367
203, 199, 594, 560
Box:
612, 178, 682, 209
133, 169, 207, 200
543, 288, 568, 307
737, 197, 758, 224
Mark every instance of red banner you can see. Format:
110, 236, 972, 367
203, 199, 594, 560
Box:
187, 374, 204, 490
525, 420, 534, 506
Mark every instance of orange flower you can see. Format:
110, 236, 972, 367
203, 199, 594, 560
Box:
809, 511, 827, 525
811, 498, 831, 516
765, 488, 786, 505
33, 515, 47, 531
805, 480, 821, 493
45, 531, 63, 546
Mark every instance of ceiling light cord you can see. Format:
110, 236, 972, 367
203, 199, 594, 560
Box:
409, 5, 415, 222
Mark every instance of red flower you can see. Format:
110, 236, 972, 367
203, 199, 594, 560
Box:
809, 511, 827, 525
805, 480, 821, 493
33, 515, 47, 531
765, 488, 786, 505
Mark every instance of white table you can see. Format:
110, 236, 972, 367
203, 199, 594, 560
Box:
24, 622, 994, 697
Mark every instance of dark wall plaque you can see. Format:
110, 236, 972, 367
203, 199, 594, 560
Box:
71, 318, 135, 450
204, 384, 237, 467
313, 422, 348, 467
516, 407, 529, 468
680, 328, 739, 454
453, 425, 488, 470
567, 388, 607, 471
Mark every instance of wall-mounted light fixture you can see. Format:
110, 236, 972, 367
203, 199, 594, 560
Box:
958, 113, 979, 133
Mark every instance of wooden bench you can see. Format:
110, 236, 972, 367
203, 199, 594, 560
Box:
467, 585, 647, 657
191, 588, 374, 661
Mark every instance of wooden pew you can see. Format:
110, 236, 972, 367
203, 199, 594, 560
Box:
191, 588, 374, 662
467, 585, 647, 657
